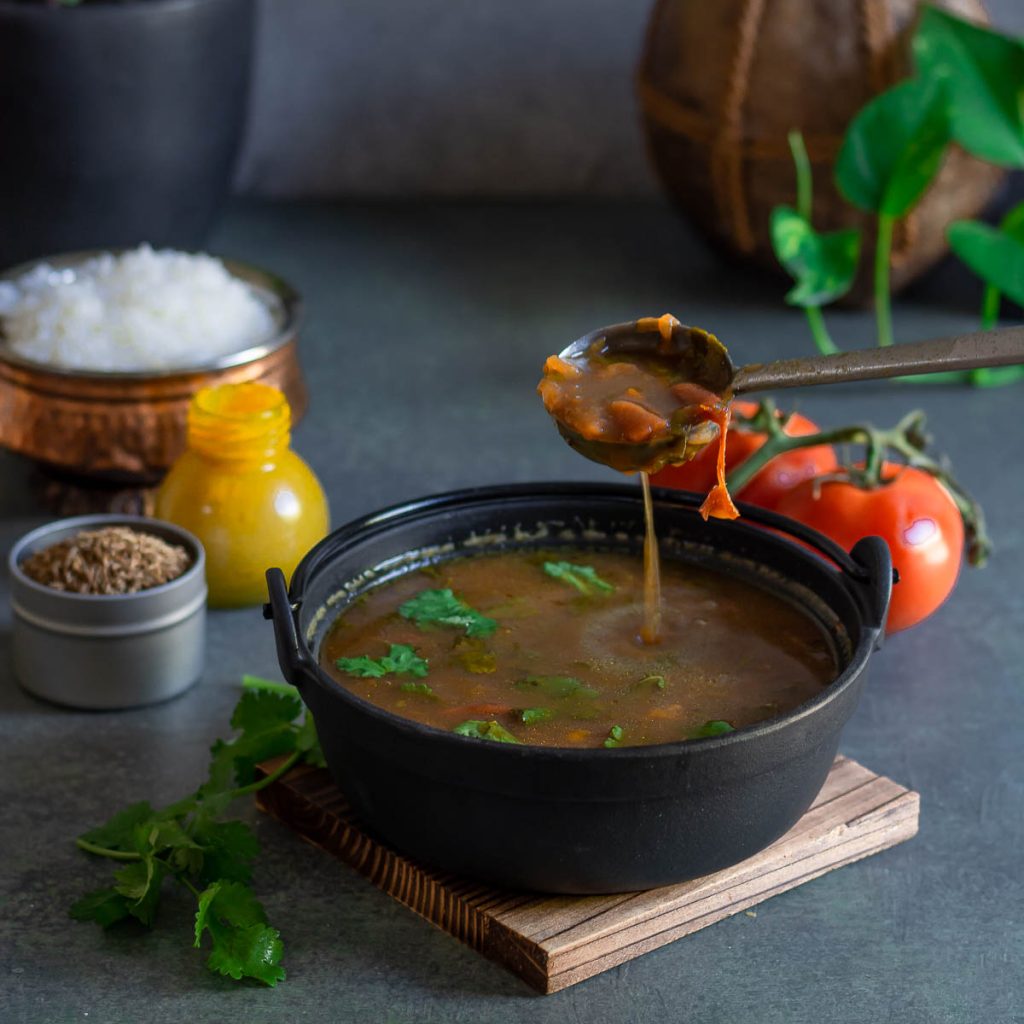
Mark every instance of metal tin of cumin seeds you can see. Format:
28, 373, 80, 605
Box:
8, 514, 207, 709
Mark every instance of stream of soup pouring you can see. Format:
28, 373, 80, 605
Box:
636, 404, 736, 644
639, 471, 661, 645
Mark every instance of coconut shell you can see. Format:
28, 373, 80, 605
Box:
637, 0, 1005, 301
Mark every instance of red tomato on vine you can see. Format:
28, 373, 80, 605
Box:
775, 463, 966, 633
650, 401, 838, 509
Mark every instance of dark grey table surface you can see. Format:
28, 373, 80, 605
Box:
3, 201, 1022, 1024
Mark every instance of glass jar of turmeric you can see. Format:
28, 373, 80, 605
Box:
156, 382, 329, 608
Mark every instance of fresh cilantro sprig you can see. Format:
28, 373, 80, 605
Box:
70, 675, 325, 987
335, 643, 428, 679
399, 588, 497, 637
543, 561, 614, 596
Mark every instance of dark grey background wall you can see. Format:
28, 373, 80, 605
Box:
235, 0, 1024, 198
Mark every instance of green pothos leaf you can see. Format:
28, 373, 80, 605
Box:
835, 76, 950, 216
948, 202, 1024, 387
770, 206, 861, 307
948, 204, 1024, 307
913, 5, 1024, 168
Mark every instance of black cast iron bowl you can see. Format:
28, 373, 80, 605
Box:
265, 483, 892, 894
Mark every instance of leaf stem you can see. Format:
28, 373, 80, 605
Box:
786, 130, 842, 355
967, 283, 1010, 386
229, 750, 302, 800
173, 868, 201, 899
788, 130, 813, 221
75, 838, 143, 862
980, 283, 1001, 331
804, 306, 840, 355
874, 213, 896, 346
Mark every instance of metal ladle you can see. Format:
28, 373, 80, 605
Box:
551, 320, 1024, 473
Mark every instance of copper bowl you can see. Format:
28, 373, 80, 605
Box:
0, 252, 307, 483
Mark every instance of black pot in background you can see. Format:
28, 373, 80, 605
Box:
266, 483, 893, 894
0, 0, 254, 267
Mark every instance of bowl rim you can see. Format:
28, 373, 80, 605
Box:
277, 482, 890, 763
8, 512, 206, 604
0, 249, 301, 380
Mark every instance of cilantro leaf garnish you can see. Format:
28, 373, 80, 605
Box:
691, 720, 735, 739
452, 720, 521, 743
398, 588, 497, 637
634, 674, 667, 691
520, 707, 553, 725
70, 673, 325, 987
543, 561, 615, 596
514, 675, 599, 699
399, 681, 436, 697
335, 643, 429, 679
451, 635, 498, 674
603, 725, 624, 749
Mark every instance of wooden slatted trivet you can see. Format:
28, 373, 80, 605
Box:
255, 754, 919, 993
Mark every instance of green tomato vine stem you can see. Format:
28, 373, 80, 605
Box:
723, 400, 990, 566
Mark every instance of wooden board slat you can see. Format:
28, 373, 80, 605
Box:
255, 755, 919, 994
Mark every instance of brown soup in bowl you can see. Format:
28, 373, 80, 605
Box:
320, 548, 836, 749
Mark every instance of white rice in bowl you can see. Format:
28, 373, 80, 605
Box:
0, 245, 278, 372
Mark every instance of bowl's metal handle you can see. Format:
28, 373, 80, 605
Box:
264, 568, 314, 688
657, 486, 876, 582
653, 487, 896, 638
847, 536, 895, 639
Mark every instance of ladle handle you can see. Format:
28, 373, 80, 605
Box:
731, 326, 1024, 393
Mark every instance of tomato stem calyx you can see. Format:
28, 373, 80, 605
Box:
727, 400, 991, 567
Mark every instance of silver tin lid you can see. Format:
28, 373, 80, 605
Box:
8, 514, 207, 636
